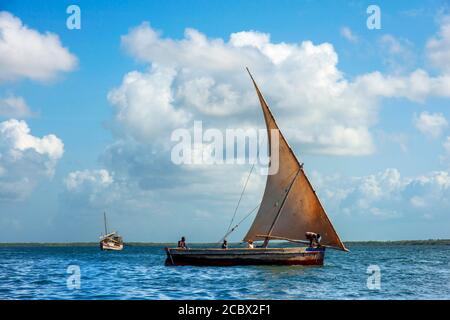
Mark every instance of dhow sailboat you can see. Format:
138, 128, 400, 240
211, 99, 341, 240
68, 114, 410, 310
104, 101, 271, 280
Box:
165, 68, 348, 266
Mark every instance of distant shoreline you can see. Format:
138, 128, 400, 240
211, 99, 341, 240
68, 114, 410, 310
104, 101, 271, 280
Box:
0, 239, 449, 247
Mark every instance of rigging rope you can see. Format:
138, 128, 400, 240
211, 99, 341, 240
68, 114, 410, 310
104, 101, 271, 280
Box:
219, 201, 261, 243
219, 168, 299, 243
221, 162, 255, 241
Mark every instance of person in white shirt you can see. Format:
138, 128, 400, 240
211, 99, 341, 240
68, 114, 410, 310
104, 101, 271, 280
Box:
247, 240, 254, 249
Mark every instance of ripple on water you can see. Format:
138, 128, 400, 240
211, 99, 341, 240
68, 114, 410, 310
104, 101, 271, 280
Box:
0, 245, 449, 299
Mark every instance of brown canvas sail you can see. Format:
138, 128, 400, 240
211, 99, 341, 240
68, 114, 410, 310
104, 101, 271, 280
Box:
243, 69, 347, 251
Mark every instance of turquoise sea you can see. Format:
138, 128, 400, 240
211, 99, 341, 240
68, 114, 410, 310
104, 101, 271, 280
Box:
0, 243, 449, 300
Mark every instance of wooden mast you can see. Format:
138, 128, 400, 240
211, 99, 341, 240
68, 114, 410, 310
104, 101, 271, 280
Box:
262, 169, 301, 247
104, 212, 108, 235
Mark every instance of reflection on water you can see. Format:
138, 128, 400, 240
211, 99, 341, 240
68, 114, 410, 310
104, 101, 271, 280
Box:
0, 244, 449, 299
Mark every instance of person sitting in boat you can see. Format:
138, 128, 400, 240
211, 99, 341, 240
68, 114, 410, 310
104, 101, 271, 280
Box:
178, 236, 187, 249
222, 239, 228, 249
305, 232, 321, 247
247, 240, 254, 249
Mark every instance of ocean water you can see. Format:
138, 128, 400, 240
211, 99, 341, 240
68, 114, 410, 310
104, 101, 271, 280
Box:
0, 243, 449, 300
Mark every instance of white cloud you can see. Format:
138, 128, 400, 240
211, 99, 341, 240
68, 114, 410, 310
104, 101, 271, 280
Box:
64, 169, 113, 192
0, 119, 63, 162
115, 22, 450, 157
0, 11, 77, 82
118, 23, 377, 155
0, 95, 32, 118
107, 68, 191, 144
62, 167, 158, 213
340, 26, 358, 43
62, 169, 125, 210
312, 168, 450, 220
176, 76, 247, 116
352, 69, 450, 102
413, 111, 448, 138
0, 119, 64, 200
426, 15, 450, 73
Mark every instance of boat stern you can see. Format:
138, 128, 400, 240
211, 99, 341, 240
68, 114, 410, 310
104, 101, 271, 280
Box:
165, 247, 177, 265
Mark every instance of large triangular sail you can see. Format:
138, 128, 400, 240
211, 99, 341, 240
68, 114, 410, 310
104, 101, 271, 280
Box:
243, 68, 347, 251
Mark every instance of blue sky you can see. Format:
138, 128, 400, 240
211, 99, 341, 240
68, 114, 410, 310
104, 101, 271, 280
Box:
1, 0, 450, 242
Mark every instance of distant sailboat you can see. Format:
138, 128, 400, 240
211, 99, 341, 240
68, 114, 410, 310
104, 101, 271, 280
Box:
99, 212, 124, 251
165, 68, 347, 266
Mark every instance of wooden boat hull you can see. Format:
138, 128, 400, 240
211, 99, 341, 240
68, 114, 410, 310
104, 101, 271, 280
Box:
100, 241, 124, 251
165, 247, 325, 266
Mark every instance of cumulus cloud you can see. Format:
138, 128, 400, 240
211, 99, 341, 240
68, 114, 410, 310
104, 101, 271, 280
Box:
0, 119, 63, 162
352, 69, 450, 102
340, 26, 358, 43
107, 68, 190, 144
114, 22, 450, 157
62, 169, 119, 209
312, 168, 450, 220
118, 23, 378, 155
426, 15, 450, 73
413, 111, 448, 138
0, 119, 64, 200
0, 95, 32, 118
65, 169, 113, 192
0, 11, 77, 82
